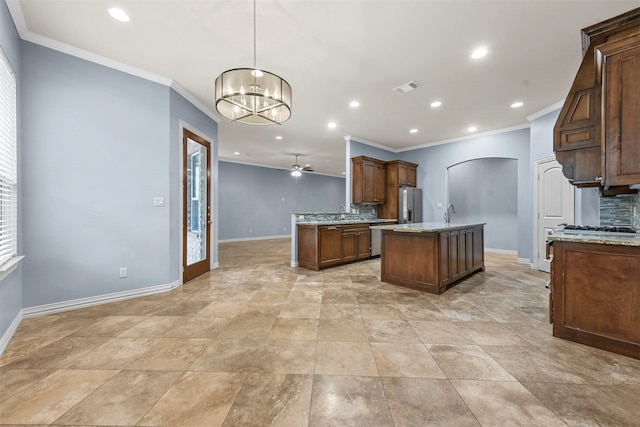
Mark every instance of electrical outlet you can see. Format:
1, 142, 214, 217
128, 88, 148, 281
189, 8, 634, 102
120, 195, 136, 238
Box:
436, 202, 443, 208
153, 197, 165, 207
119, 267, 128, 278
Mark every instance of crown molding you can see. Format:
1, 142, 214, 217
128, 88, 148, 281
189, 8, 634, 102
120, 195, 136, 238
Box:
171, 81, 220, 123
349, 123, 531, 155
219, 158, 345, 178
398, 123, 531, 152
5, 0, 219, 123
345, 135, 399, 153
526, 100, 564, 122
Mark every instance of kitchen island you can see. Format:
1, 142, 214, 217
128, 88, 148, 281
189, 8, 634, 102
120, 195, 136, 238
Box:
372, 222, 485, 294
547, 231, 640, 359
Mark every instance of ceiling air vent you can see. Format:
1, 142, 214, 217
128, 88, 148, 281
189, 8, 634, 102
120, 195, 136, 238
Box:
392, 81, 421, 94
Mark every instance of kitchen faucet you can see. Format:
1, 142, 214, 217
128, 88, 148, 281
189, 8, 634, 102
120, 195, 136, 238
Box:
443, 203, 456, 224
338, 205, 346, 220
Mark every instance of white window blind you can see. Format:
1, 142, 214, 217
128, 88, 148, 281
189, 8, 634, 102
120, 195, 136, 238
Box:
0, 48, 17, 266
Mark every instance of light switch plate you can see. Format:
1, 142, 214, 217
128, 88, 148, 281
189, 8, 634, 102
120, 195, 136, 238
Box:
436, 202, 443, 208
153, 197, 165, 207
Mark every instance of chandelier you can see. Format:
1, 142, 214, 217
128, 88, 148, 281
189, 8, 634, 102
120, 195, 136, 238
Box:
214, 0, 292, 125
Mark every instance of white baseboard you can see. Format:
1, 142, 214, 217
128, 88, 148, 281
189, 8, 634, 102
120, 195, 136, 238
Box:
1, 279, 182, 357
21, 280, 181, 319
219, 234, 290, 243
517, 258, 535, 269
290, 261, 299, 268
485, 248, 518, 255
0, 309, 24, 357
212, 261, 219, 269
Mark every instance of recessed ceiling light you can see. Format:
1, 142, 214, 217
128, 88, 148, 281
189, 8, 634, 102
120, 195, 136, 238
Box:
467, 126, 478, 133
511, 101, 524, 108
275, 136, 283, 140
410, 129, 418, 134
328, 122, 337, 129
430, 101, 442, 108
349, 101, 360, 108
233, 151, 240, 155
471, 47, 488, 59
342, 171, 346, 175
108, 8, 130, 22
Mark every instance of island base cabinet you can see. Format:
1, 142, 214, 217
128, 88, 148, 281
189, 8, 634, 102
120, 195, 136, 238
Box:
382, 225, 485, 294
550, 241, 640, 359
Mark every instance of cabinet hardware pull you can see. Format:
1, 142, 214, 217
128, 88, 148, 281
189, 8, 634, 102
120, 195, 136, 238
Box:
595, 176, 603, 182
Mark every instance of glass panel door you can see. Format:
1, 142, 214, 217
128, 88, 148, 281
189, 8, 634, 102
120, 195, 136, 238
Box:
183, 129, 211, 282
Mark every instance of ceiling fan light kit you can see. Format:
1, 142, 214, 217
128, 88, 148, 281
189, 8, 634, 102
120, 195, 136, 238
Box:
290, 154, 312, 177
214, 0, 292, 125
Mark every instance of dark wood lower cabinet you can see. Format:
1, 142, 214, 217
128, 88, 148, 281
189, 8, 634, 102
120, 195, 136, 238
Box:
298, 224, 371, 271
319, 226, 342, 268
382, 225, 485, 294
550, 240, 640, 359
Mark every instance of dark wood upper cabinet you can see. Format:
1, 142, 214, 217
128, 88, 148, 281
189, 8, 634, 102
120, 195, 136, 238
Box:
554, 7, 640, 193
352, 156, 387, 204
378, 160, 418, 219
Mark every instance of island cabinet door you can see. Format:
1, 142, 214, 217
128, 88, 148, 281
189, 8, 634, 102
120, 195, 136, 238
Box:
458, 230, 468, 276
319, 226, 342, 267
472, 227, 485, 271
448, 231, 460, 281
439, 232, 451, 285
465, 229, 474, 272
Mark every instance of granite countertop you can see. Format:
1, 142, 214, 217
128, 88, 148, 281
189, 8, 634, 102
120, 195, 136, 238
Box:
292, 211, 345, 215
548, 231, 640, 247
370, 222, 486, 232
297, 218, 398, 226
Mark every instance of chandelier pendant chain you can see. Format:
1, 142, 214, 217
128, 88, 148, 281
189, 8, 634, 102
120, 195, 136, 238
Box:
253, 0, 257, 71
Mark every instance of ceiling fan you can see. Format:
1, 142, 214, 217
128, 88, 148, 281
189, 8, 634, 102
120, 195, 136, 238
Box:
290, 154, 314, 176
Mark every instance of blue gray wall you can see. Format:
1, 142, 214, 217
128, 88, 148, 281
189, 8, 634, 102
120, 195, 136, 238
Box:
0, 0, 23, 342
19, 42, 218, 308
22, 42, 172, 306
398, 128, 532, 260
448, 158, 519, 251
218, 161, 345, 240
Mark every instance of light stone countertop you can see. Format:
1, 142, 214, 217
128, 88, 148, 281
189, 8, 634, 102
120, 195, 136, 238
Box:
370, 222, 486, 232
548, 231, 640, 247
297, 218, 397, 226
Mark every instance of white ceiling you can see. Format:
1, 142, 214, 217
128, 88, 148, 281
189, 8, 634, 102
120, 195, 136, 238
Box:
10, 0, 640, 176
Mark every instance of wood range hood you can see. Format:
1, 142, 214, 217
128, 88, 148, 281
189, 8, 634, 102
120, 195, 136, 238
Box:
553, 7, 640, 196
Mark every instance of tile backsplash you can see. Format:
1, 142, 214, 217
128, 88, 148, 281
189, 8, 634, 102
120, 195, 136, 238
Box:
600, 194, 640, 230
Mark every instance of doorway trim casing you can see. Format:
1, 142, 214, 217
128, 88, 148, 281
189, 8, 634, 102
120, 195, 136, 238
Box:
533, 155, 575, 271
179, 120, 218, 285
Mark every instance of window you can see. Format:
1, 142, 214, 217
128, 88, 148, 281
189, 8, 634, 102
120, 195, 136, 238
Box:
0, 47, 17, 267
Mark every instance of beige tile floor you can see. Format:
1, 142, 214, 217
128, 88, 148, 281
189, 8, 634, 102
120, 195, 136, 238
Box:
1, 238, 639, 426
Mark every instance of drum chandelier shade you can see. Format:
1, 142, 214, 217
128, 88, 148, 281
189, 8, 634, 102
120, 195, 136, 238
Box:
214, 0, 292, 125
214, 69, 292, 125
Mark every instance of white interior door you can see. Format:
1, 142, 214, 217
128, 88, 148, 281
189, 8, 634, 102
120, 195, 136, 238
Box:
537, 158, 574, 272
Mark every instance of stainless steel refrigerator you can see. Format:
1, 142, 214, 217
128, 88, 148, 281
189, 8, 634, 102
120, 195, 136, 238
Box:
398, 186, 422, 224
